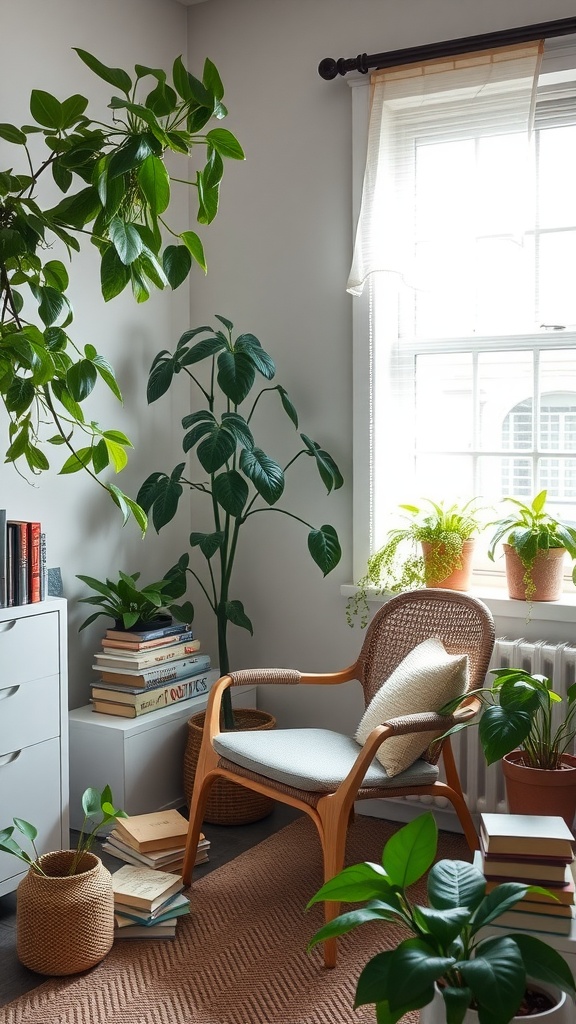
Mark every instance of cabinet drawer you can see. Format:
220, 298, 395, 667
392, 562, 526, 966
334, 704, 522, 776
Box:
0, 738, 63, 889
0, 674, 60, 751
0, 611, 59, 684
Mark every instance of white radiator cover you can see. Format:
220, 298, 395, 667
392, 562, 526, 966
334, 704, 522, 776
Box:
360, 637, 576, 830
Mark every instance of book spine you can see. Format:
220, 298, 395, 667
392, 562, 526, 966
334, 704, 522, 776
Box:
101, 629, 195, 651
28, 522, 41, 603
105, 622, 192, 643
97, 653, 211, 688
7, 523, 18, 606
0, 509, 6, 609
95, 673, 211, 714
94, 639, 201, 670
39, 532, 47, 601
8, 521, 29, 604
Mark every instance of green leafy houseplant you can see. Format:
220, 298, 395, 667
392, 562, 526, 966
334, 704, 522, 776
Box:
488, 490, 576, 601
308, 812, 575, 1024
77, 566, 193, 631
137, 314, 343, 727
0, 49, 243, 529
347, 499, 482, 627
0, 785, 126, 877
441, 667, 576, 770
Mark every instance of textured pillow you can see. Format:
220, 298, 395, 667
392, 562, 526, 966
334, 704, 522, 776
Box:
355, 637, 468, 778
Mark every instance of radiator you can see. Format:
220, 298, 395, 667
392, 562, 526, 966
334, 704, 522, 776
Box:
407, 638, 576, 818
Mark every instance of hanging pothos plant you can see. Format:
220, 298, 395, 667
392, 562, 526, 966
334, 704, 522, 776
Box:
0, 48, 244, 530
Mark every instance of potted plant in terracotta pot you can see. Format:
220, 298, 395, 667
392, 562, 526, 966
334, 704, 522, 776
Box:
488, 490, 576, 603
347, 498, 483, 627
137, 314, 343, 824
308, 812, 575, 1024
441, 667, 576, 827
0, 785, 126, 976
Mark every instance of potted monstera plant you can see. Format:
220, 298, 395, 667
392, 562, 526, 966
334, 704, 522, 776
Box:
137, 314, 343, 824
347, 498, 483, 627
308, 812, 575, 1024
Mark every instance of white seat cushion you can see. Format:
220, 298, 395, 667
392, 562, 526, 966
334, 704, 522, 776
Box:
213, 728, 439, 791
355, 636, 468, 778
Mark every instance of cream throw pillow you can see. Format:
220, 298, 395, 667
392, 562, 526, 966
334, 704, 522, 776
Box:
355, 637, 468, 778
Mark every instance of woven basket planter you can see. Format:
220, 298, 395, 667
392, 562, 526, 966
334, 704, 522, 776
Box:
17, 850, 114, 976
184, 707, 276, 825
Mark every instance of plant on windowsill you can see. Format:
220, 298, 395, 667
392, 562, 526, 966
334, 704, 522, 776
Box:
346, 498, 483, 628
138, 316, 343, 728
307, 812, 576, 1024
0, 785, 127, 976
440, 665, 576, 825
0, 48, 243, 531
488, 490, 576, 603
76, 566, 192, 632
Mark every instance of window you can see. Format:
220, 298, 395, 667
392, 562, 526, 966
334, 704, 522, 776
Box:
349, 40, 576, 579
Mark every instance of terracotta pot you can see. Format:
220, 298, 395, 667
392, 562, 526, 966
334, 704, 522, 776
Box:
421, 980, 570, 1024
16, 850, 114, 976
502, 750, 576, 829
503, 544, 566, 602
183, 708, 276, 825
421, 539, 475, 592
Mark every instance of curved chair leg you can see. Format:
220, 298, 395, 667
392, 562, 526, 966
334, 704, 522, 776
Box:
316, 793, 355, 968
182, 769, 220, 885
441, 739, 479, 852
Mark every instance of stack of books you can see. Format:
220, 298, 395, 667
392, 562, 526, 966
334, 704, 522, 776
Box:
90, 620, 212, 718
102, 808, 209, 874
112, 862, 190, 940
478, 813, 576, 937
0, 510, 47, 608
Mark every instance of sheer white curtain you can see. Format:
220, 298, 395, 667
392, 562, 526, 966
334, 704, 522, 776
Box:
347, 43, 543, 297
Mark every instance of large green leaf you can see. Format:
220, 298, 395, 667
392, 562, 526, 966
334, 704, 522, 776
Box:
239, 448, 284, 505
138, 155, 170, 215
382, 812, 437, 888
109, 218, 144, 266
307, 904, 400, 951
307, 524, 341, 575
217, 349, 256, 404
5, 378, 34, 415
147, 355, 176, 403
163, 245, 192, 289
412, 906, 471, 947
100, 245, 130, 301
308, 861, 391, 907
189, 532, 224, 559
457, 937, 525, 1024
509, 934, 576, 996
235, 334, 276, 380
224, 600, 253, 634
108, 136, 153, 179
67, 360, 98, 402
136, 466, 185, 531
220, 412, 254, 450
300, 433, 344, 492
73, 48, 132, 95
205, 128, 245, 160
213, 470, 249, 517
0, 123, 27, 145
428, 859, 486, 912
196, 422, 237, 473
179, 231, 206, 271
30, 90, 63, 129
478, 705, 533, 765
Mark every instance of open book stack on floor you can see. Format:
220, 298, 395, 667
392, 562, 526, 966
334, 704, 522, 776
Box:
112, 863, 190, 939
102, 808, 209, 876
90, 619, 212, 718
476, 812, 576, 937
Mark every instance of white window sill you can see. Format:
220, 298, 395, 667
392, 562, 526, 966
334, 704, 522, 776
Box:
340, 583, 576, 625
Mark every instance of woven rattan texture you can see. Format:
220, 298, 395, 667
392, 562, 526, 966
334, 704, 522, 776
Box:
1, 816, 470, 1024
184, 708, 276, 823
16, 851, 114, 976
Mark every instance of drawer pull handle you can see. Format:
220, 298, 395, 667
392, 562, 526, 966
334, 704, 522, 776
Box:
0, 750, 21, 766
0, 685, 19, 701
0, 619, 16, 634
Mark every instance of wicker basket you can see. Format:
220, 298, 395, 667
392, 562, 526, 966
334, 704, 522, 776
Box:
17, 850, 114, 976
183, 708, 276, 825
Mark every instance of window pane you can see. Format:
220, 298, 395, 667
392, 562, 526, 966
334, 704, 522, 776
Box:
415, 353, 472, 452
478, 351, 533, 451
478, 455, 534, 501
415, 454, 474, 498
538, 125, 576, 229
477, 133, 534, 236
539, 231, 576, 326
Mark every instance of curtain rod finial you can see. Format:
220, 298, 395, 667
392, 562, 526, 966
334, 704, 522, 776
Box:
318, 57, 338, 80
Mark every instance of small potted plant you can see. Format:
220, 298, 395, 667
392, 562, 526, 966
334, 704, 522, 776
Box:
307, 812, 575, 1024
488, 490, 576, 602
0, 785, 126, 976
441, 667, 576, 826
347, 498, 483, 627
77, 567, 193, 632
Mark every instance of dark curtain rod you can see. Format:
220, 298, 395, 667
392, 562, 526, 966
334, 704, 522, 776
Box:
318, 16, 576, 80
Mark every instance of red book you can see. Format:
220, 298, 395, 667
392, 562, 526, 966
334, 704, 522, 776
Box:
28, 522, 41, 603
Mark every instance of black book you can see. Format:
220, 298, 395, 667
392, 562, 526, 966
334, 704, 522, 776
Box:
0, 509, 6, 608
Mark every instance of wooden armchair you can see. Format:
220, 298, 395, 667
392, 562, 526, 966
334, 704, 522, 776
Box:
182, 589, 495, 966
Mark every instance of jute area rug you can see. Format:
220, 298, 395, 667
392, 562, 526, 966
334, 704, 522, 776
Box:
1, 814, 470, 1024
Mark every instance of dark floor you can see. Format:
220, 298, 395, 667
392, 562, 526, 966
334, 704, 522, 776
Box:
0, 803, 303, 1008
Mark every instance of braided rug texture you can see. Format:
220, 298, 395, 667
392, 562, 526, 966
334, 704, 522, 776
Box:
1, 815, 469, 1024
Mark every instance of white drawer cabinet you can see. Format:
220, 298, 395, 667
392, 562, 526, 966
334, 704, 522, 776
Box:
68, 677, 256, 828
0, 600, 69, 896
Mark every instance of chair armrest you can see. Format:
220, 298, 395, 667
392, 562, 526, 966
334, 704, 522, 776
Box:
229, 665, 359, 687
